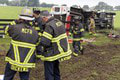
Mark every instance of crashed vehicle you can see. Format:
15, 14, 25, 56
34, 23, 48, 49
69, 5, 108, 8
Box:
51, 6, 116, 32
95, 12, 116, 30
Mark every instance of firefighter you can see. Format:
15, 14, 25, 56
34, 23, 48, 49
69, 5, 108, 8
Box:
88, 16, 96, 36
3, 7, 39, 80
36, 11, 72, 80
33, 8, 44, 36
70, 16, 84, 56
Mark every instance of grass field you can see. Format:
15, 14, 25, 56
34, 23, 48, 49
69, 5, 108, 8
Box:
0, 6, 120, 28
114, 11, 120, 29
0, 6, 51, 19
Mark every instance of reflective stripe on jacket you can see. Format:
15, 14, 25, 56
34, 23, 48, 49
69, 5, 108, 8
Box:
36, 17, 72, 61
5, 23, 38, 71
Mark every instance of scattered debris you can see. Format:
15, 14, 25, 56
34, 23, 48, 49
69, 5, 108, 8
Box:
108, 33, 120, 39
82, 38, 96, 43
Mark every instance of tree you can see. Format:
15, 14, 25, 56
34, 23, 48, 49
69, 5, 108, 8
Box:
0, 0, 8, 5
8, 0, 40, 7
114, 6, 120, 10
21, 0, 27, 6
40, 2, 57, 7
83, 5, 89, 10
8, 0, 19, 6
94, 2, 113, 11
61, 4, 67, 6
28, 0, 39, 7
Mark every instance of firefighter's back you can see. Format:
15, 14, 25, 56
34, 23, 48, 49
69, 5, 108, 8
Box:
10, 23, 38, 44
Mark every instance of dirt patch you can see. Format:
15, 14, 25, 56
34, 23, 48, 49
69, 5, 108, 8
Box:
1, 44, 120, 80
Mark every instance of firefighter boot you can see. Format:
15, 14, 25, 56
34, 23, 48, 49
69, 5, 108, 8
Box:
73, 52, 78, 57
80, 46, 84, 55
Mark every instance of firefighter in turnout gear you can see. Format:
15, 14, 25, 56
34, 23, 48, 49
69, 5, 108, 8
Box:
36, 11, 72, 80
33, 8, 44, 36
70, 16, 84, 56
88, 16, 96, 36
3, 7, 39, 80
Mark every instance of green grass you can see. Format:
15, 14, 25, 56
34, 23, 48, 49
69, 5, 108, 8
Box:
0, 6, 119, 28
114, 11, 120, 29
0, 6, 51, 19
0, 38, 10, 44
0, 38, 10, 50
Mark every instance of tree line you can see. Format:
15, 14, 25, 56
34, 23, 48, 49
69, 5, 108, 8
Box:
0, 0, 57, 7
0, 0, 120, 11
82, 2, 120, 11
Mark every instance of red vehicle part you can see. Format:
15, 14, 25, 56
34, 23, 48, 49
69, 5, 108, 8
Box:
65, 15, 71, 36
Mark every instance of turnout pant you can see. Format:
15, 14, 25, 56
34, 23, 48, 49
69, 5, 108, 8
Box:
73, 41, 82, 54
44, 60, 60, 80
4, 63, 30, 80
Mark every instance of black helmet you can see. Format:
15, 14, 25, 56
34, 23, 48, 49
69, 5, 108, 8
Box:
33, 8, 41, 15
41, 10, 50, 17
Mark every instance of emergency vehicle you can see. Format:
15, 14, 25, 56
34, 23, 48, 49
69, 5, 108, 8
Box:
51, 6, 84, 36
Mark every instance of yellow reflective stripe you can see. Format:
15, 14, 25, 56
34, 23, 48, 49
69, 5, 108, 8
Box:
67, 38, 70, 51
0, 26, 4, 28
5, 26, 9, 35
16, 45, 20, 62
52, 33, 67, 42
89, 32, 92, 34
12, 43, 35, 48
52, 33, 67, 54
59, 55, 71, 62
38, 32, 42, 36
36, 38, 41, 46
37, 50, 72, 61
36, 55, 44, 58
10, 21, 16, 25
0, 30, 4, 33
13, 45, 20, 62
73, 52, 78, 57
13, 44, 17, 62
73, 38, 83, 41
24, 48, 35, 63
29, 22, 33, 25
5, 57, 35, 68
42, 32, 53, 40
69, 32, 72, 35
11, 40, 36, 48
11, 65, 29, 72
35, 27, 40, 30
80, 28, 84, 32
57, 41, 64, 53
80, 46, 83, 50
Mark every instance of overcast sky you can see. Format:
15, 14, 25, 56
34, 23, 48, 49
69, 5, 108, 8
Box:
40, 0, 120, 7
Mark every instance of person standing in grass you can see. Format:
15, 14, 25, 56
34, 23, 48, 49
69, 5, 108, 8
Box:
3, 7, 39, 80
36, 10, 72, 80
88, 15, 96, 36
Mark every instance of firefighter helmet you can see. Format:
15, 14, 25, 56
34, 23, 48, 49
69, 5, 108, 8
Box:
19, 7, 34, 21
41, 10, 50, 17
33, 8, 41, 15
